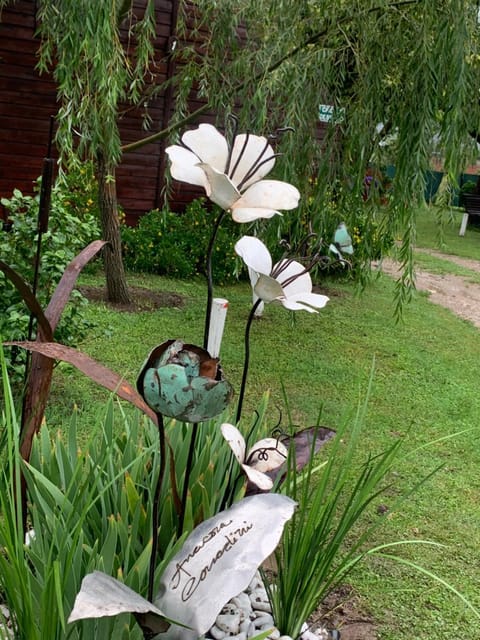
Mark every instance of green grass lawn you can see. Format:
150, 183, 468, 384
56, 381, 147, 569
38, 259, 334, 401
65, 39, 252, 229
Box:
414, 204, 480, 258
44, 224, 480, 639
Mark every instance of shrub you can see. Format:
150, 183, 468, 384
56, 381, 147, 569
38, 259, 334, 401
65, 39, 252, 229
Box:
0, 168, 100, 379
122, 198, 243, 284
257, 181, 393, 283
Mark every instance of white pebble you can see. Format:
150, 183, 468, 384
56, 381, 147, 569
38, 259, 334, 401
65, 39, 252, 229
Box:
216, 612, 241, 635
24, 528, 35, 546
0, 606, 9, 620
241, 620, 255, 636
210, 624, 227, 639
221, 603, 240, 616
253, 613, 274, 628
232, 592, 252, 613
247, 574, 264, 592
249, 589, 271, 612
250, 600, 271, 612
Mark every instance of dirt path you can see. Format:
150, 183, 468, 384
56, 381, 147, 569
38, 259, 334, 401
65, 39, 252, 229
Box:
375, 250, 480, 328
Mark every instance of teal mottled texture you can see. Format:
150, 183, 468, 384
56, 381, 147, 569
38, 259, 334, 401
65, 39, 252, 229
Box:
137, 340, 233, 423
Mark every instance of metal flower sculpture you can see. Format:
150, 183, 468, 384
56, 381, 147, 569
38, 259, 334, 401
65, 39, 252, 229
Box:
3, 115, 340, 640
165, 122, 300, 222
235, 235, 330, 313
137, 340, 233, 423
221, 422, 288, 491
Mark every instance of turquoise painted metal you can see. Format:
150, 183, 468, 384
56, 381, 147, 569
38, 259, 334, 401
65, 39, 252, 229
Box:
137, 340, 233, 422
333, 222, 354, 255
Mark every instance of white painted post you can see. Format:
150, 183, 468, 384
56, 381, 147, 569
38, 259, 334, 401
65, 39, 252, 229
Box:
459, 212, 469, 236
207, 298, 229, 358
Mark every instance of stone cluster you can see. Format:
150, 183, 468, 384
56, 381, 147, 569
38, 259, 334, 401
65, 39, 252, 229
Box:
204, 573, 331, 640
0, 604, 13, 638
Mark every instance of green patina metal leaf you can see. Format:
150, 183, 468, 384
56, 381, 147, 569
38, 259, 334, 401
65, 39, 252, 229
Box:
139, 340, 234, 423
143, 364, 191, 418
188, 376, 234, 423
177, 349, 200, 378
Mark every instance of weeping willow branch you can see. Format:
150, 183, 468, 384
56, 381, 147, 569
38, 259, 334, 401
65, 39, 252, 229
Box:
121, 0, 422, 154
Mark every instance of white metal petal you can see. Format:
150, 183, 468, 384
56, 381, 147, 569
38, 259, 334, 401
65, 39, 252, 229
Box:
165, 146, 209, 188
280, 292, 329, 312
235, 180, 300, 210
274, 260, 312, 297
247, 267, 265, 316
241, 464, 274, 491
279, 298, 319, 313
221, 423, 246, 464
293, 292, 329, 309
247, 437, 288, 473
181, 124, 229, 173
230, 206, 281, 223
228, 134, 275, 189
198, 164, 241, 209
234, 236, 272, 275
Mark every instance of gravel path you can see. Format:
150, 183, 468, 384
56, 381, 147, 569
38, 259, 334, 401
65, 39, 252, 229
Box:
375, 250, 480, 328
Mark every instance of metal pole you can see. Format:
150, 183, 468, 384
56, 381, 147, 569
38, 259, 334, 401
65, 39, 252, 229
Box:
21, 115, 55, 428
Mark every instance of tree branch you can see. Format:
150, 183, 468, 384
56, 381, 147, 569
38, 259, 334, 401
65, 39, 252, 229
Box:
121, 0, 420, 154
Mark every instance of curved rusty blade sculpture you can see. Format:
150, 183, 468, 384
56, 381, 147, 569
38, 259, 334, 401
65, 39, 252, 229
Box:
5, 341, 158, 429
0, 240, 112, 462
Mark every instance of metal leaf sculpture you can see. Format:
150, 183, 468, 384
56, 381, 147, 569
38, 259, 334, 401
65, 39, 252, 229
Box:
285, 425, 336, 471
0, 260, 53, 341
67, 571, 172, 635
154, 493, 296, 639
5, 341, 158, 427
68, 494, 296, 640
0, 240, 107, 461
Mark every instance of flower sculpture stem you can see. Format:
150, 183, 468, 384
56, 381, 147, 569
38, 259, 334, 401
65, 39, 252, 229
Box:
177, 422, 199, 538
203, 209, 226, 349
148, 411, 167, 603
236, 299, 262, 424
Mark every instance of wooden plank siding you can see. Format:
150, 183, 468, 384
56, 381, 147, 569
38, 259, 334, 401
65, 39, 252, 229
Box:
0, 0, 58, 222
0, 0, 211, 225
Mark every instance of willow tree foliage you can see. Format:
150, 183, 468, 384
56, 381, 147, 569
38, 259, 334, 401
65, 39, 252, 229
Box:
158, 0, 480, 302
29, 0, 480, 303
35, 0, 158, 304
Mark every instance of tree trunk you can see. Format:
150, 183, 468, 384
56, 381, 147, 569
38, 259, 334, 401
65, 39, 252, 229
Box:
96, 152, 132, 304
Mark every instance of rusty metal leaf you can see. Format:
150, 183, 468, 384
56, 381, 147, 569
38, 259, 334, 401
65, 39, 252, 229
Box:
45, 239, 106, 330
6, 341, 158, 426
286, 426, 336, 471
